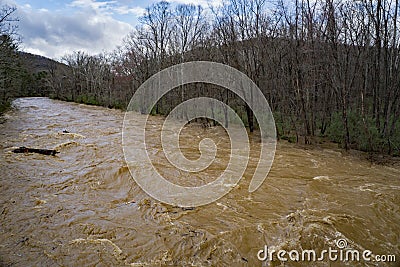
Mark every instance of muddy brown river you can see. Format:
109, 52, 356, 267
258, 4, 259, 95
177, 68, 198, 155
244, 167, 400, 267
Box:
0, 97, 399, 266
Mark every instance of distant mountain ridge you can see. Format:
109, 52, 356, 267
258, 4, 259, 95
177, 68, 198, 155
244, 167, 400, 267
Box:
18, 51, 68, 73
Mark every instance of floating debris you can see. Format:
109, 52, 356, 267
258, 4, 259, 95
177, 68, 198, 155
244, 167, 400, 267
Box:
12, 146, 59, 156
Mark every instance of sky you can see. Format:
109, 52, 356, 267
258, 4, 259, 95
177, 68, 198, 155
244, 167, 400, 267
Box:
3, 0, 221, 60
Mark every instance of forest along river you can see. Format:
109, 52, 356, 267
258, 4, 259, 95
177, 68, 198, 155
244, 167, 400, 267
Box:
0, 97, 399, 266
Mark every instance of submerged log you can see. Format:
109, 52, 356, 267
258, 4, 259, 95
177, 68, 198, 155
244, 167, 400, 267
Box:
12, 146, 59, 156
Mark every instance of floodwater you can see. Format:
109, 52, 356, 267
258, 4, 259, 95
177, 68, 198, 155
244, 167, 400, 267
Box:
0, 97, 399, 266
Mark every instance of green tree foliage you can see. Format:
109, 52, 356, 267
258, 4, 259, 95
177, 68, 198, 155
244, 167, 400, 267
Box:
0, 3, 20, 112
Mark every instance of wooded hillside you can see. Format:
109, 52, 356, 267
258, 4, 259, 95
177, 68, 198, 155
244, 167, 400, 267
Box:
2, 0, 399, 155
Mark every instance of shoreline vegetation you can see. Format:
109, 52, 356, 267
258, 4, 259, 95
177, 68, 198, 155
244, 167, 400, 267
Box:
5, 96, 400, 168
1, 1, 400, 157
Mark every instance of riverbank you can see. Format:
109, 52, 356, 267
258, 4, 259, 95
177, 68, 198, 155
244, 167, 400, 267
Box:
294, 141, 400, 168
2, 96, 400, 166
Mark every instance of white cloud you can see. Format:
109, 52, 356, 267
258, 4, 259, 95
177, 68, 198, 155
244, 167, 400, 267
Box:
70, 0, 116, 12
10, 0, 134, 59
70, 0, 145, 17
113, 6, 145, 16
167, 0, 224, 8
3, 0, 223, 59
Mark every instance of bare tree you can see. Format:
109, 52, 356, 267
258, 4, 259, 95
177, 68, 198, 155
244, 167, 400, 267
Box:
0, 3, 19, 112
